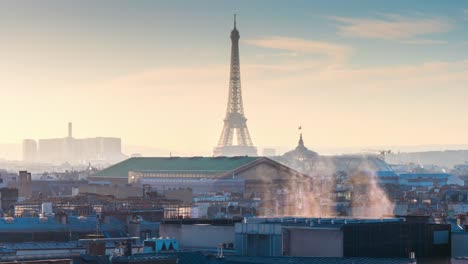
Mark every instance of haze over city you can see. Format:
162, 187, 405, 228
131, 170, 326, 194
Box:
1, 0, 468, 160
2, 1, 468, 263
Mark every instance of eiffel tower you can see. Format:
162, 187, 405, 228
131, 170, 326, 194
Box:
213, 15, 257, 157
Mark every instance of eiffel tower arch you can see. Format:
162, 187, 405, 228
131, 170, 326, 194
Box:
213, 15, 257, 157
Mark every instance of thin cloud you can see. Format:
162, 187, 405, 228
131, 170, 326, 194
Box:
399, 39, 448, 45
328, 14, 452, 44
99, 58, 468, 100
244, 36, 351, 62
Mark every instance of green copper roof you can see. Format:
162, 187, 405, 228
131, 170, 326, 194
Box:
93, 156, 260, 178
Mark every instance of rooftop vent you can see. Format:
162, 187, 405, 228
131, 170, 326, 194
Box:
77, 216, 88, 221
3, 217, 14, 223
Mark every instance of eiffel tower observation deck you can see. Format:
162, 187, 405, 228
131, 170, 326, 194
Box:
214, 15, 257, 157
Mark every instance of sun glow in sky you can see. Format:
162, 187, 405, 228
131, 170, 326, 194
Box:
1, 0, 468, 158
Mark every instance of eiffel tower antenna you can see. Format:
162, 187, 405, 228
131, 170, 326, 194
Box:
213, 15, 257, 157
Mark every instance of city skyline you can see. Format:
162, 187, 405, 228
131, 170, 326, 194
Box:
2, 1, 468, 158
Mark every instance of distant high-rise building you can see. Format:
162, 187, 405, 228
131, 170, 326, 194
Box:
22, 139, 37, 162
25, 123, 126, 165
18, 170, 32, 198
38, 137, 71, 163
214, 15, 257, 157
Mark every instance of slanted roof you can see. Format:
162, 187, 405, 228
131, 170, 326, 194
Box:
93, 156, 261, 178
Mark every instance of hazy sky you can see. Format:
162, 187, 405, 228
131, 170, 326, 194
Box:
1, 0, 468, 157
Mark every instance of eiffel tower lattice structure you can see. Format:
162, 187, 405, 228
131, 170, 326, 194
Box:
213, 15, 257, 157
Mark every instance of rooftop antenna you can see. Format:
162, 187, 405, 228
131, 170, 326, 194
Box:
298, 125, 304, 146
234, 14, 236, 29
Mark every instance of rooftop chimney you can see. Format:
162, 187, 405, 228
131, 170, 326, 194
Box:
68, 122, 72, 138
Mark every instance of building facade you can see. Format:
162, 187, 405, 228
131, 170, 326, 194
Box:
24, 123, 125, 165
91, 156, 312, 215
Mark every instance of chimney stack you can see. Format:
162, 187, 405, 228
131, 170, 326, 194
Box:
68, 122, 72, 138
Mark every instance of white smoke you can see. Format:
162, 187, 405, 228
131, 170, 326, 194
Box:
259, 156, 395, 218
348, 170, 395, 218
